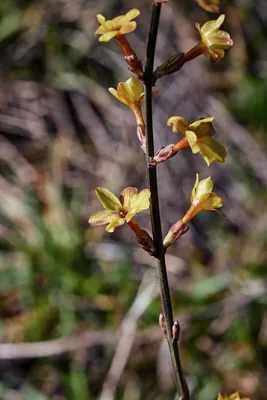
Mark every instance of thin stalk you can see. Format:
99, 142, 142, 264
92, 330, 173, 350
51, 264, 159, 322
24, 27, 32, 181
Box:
144, 3, 190, 399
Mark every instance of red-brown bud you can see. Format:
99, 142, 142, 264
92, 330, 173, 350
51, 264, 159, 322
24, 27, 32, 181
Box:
125, 55, 144, 79
172, 320, 180, 343
159, 313, 167, 337
163, 220, 189, 249
150, 144, 174, 166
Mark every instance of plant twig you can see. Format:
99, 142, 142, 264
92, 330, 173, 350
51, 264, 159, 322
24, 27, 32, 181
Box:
144, 3, 190, 399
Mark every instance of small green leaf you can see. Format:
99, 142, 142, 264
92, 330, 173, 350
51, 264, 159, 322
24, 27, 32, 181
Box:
0, 12, 21, 42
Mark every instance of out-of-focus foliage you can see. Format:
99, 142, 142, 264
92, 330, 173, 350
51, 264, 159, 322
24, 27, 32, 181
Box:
0, 0, 267, 399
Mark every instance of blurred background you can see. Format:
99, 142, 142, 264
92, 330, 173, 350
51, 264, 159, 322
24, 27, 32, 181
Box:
0, 0, 267, 399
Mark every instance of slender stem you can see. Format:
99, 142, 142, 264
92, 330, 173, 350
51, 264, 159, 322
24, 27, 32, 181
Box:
144, 3, 190, 399
184, 42, 205, 63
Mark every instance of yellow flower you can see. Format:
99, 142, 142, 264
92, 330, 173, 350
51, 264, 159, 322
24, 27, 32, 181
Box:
109, 77, 144, 108
94, 10, 143, 78
196, 14, 233, 62
163, 174, 224, 248
109, 77, 145, 137
182, 174, 224, 224
217, 392, 250, 400
109, 77, 158, 152
89, 187, 150, 233
167, 116, 226, 166
95, 9, 140, 42
190, 174, 223, 211
197, 0, 220, 13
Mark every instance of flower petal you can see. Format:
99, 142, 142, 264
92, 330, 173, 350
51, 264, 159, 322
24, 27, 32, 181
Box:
106, 216, 125, 232
117, 82, 135, 105
89, 210, 115, 226
190, 173, 199, 202
99, 31, 118, 42
196, 176, 214, 198
201, 14, 225, 35
189, 117, 215, 137
185, 130, 199, 153
95, 25, 106, 35
103, 20, 116, 31
120, 21, 137, 34
108, 87, 129, 106
199, 143, 219, 165
123, 8, 140, 23
211, 14, 225, 31
108, 88, 119, 101
229, 395, 241, 400
120, 187, 150, 221
126, 77, 144, 100
167, 116, 189, 134
95, 16, 115, 33
209, 48, 225, 62
97, 14, 106, 25
125, 188, 151, 221
208, 30, 233, 48
112, 15, 124, 24
119, 187, 138, 211
191, 175, 214, 204
202, 192, 224, 210
95, 187, 122, 211
198, 137, 227, 165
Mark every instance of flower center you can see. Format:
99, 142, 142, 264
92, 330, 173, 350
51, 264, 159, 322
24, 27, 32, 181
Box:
114, 22, 122, 30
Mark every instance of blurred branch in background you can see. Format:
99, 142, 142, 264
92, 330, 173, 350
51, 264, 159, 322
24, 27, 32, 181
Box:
99, 271, 157, 400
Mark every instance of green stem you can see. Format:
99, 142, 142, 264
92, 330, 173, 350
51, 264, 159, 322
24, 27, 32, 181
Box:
144, 3, 190, 399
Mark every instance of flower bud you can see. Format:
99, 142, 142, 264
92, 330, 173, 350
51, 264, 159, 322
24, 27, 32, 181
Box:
163, 220, 189, 249
151, 144, 175, 166
159, 313, 167, 336
172, 320, 180, 343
